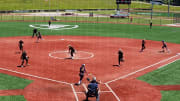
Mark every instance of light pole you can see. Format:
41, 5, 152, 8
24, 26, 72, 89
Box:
151, 2, 154, 20
168, 0, 170, 17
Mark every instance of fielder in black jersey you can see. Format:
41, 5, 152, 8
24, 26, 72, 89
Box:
118, 49, 124, 66
19, 40, 24, 52
36, 31, 42, 43
68, 45, 75, 59
32, 28, 38, 38
140, 39, 146, 52
161, 40, 169, 52
150, 21, 152, 29
48, 20, 51, 27
77, 64, 87, 85
20, 51, 29, 67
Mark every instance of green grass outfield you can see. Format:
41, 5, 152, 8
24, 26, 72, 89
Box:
0, 73, 32, 90
0, 21, 180, 101
138, 60, 180, 101
138, 60, 180, 85
0, 0, 180, 12
0, 95, 26, 101
0, 73, 32, 101
0, 22, 180, 43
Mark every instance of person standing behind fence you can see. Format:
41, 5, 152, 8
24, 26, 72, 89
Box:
150, 21, 152, 29
48, 20, 51, 27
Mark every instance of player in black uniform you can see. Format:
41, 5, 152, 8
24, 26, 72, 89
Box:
20, 51, 29, 67
150, 21, 152, 29
36, 31, 42, 43
68, 45, 75, 59
118, 49, 124, 66
77, 64, 87, 85
161, 40, 169, 52
18, 40, 24, 53
140, 39, 146, 52
32, 28, 38, 38
48, 20, 51, 27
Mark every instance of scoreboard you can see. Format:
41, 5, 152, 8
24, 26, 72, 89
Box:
116, 0, 131, 4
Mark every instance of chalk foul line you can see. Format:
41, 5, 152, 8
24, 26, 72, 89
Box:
0, 67, 71, 85
106, 54, 180, 84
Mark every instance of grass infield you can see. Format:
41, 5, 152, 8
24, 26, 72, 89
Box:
0, 73, 32, 90
161, 91, 180, 101
138, 60, 180, 101
0, 95, 26, 101
137, 60, 180, 85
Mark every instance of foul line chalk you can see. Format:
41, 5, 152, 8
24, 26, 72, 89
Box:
0, 67, 71, 85
106, 54, 179, 84
105, 83, 121, 101
71, 84, 79, 101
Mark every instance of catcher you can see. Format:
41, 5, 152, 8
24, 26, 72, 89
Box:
85, 77, 100, 101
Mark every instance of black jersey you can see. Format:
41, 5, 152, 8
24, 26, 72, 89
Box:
162, 41, 167, 47
21, 51, 27, 59
48, 21, 51, 25
37, 32, 42, 38
33, 29, 37, 33
118, 51, 123, 58
19, 40, 24, 46
142, 40, 145, 45
69, 46, 75, 53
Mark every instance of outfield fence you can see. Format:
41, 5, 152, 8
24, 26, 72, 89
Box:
0, 10, 175, 25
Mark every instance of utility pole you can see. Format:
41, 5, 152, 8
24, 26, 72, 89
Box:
151, 3, 154, 20
168, 0, 170, 17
